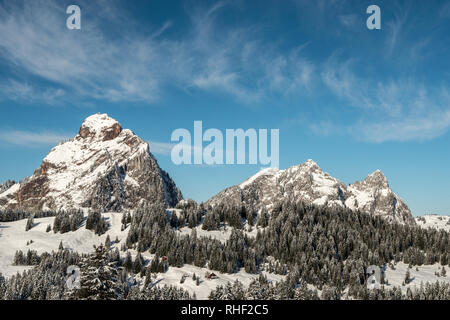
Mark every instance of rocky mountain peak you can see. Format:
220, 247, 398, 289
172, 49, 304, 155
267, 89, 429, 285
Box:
0, 113, 182, 212
291, 159, 321, 173
303, 159, 319, 169
207, 160, 415, 225
78, 113, 123, 141
362, 170, 389, 189
283, 160, 323, 177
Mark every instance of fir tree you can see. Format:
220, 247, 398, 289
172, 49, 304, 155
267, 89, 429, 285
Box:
123, 252, 133, 273
25, 216, 34, 231
404, 268, 411, 285
71, 245, 123, 300
105, 235, 111, 250
133, 253, 144, 274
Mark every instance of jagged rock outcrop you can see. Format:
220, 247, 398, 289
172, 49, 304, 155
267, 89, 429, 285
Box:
0, 113, 182, 212
207, 160, 415, 225
345, 170, 415, 225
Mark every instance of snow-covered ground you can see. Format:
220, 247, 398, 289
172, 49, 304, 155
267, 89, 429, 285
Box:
384, 262, 450, 292
149, 264, 284, 300
1, 213, 449, 299
415, 214, 450, 232
0, 213, 282, 299
0, 213, 127, 278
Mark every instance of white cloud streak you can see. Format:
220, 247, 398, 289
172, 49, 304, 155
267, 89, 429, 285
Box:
0, 130, 72, 147
2, 1, 450, 144
0, 80, 66, 105
338, 14, 358, 28
319, 55, 450, 142
384, 5, 410, 57
353, 111, 450, 143
148, 141, 174, 156
0, 0, 313, 105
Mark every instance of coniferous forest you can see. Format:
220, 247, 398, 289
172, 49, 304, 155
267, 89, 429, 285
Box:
1, 200, 449, 300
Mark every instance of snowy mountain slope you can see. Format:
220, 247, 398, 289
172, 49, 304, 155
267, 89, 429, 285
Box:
0, 113, 182, 212
0, 213, 284, 299
0, 212, 127, 278
1, 213, 448, 299
207, 160, 415, 225
416, 215, 450, 232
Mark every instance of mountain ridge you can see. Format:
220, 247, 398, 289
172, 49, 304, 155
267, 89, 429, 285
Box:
0, 114, 415, 225
207, 161, 416, 225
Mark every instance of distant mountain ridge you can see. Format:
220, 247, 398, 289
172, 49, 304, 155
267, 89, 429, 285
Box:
0, 113, 182, 212
0, 114, 415, 225
207, 160, 416, 225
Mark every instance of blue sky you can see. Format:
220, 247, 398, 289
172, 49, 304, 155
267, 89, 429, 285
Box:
1, 0, 450, 216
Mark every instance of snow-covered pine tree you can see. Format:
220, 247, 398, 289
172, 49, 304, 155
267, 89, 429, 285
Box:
86, 211, 109, 235
404, 268, 411, 285
25, 215, 34, 231
123, 252, 133, 272
71, 244, 123, 300
105, 235, 111, 250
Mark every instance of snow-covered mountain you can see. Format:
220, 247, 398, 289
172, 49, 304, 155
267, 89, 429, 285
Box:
207, 160, 416, 225
0, 114, 414, 225
0, 113, 182, 212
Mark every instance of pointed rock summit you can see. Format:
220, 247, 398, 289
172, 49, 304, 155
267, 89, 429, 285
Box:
207, 160, 415, 225
345, 170, 414, 225
78, 113, 123, 141
362, 170, 389, 189
0, 113, 182, 212
302, 159, 320, 169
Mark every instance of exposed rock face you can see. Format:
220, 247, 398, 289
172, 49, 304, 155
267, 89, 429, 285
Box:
0, 113, 182, 212
207, 160, 415, 225
345, 170, 415, 225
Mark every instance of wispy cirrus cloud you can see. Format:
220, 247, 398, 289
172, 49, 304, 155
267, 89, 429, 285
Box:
385, 12, 408, 56
338, 14, 358, 28
2, 0, 450, 145
0, 0, 165, 104
148, 141, 175, 156
318, 54, 450, 143
0, 80, 66, 105
186, 2, 314, 102
353, 111, 450, 143
148, 141, 205, 158
0, 130, 72, 147
0, 0, 313, 105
